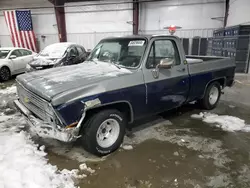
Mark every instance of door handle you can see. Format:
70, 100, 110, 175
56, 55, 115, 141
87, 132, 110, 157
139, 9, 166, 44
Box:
177, 68, 186, 72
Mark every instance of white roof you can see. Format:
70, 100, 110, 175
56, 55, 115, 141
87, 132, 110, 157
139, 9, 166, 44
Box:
46, 42, 77, 48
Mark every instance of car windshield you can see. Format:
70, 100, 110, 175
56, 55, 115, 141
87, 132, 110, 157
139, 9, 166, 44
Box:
39, 43, 69, 58
87, 38, 147, 68
0, 50, 10, 59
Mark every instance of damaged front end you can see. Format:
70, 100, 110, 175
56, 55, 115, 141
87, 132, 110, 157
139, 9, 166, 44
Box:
14, 81, 102, 142
14, 99, 82, 142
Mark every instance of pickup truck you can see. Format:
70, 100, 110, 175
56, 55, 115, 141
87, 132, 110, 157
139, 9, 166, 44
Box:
14, 35, 235, 156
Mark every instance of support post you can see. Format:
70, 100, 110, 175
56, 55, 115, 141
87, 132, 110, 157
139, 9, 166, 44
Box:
133, 0, 139, 35
54, 0, 67, 42
224, 0, 230, 27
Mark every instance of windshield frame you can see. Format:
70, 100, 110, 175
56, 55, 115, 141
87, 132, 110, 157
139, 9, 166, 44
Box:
87, 37, 148, 70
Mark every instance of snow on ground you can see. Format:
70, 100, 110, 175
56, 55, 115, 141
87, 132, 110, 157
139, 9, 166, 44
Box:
0, 85, 16, 94
122, 145, 133, 150
191, 112, 250, 132
0, 86, 84, 188
0, 112, 85, 188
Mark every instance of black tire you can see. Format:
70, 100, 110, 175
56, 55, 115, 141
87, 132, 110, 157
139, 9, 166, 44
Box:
81, 109, 126, 156
200, 82, 221, 110
0, 67, 11, 81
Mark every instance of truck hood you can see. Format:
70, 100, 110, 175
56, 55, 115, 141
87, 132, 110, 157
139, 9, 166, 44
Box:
16, 61, 132, 101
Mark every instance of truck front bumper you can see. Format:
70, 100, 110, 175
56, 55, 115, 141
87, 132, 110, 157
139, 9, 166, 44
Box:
14, 99, 80, 142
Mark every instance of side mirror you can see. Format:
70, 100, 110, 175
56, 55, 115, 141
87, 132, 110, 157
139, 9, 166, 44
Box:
157, 58, 174, 69
9, 55, 17, 59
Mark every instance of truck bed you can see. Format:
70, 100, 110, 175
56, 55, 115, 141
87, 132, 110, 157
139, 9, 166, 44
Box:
186, 55, 235, 74
186, 55, 236, 102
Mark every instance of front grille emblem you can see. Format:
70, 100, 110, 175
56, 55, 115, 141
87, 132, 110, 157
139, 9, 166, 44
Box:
24, 96, 30, 103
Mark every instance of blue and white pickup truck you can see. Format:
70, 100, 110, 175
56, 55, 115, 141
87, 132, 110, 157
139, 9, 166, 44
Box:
14, 35, 235, 156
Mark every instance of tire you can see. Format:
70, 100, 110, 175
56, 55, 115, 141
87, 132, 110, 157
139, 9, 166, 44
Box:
200, 82, 221, 110
0, 67, 11, 81
81, 109, 126, 156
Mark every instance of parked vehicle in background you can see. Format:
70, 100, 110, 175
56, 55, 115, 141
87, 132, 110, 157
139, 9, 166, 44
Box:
26, 42, 88, 72
0, 47, 36, 81
14, 35, 235, 156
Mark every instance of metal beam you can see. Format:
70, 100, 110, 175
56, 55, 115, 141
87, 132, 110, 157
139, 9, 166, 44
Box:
54, 0, 67, 42
224, 0, 230, 27
133, 0, 139, 35
0, 1, 225, 10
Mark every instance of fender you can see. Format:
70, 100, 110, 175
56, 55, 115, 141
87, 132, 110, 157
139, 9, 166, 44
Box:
201, 77, 226, 98
84, 100, 134, 123
64, 99, 134, 138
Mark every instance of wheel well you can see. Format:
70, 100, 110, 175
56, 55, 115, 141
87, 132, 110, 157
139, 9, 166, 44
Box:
207, 78, 226, 89
216, 78, 226, 88
201, 78, 225, 99
84, 102, 133, 125
0, 65, 11, 74
1, 66, 10, 71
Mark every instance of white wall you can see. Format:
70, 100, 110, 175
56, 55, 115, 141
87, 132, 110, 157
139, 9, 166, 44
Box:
65, 0, 133, 33
0, 0, 58, 49
65, 0, 133, 49
139, 0, 225, 31
227, 0, 250, 26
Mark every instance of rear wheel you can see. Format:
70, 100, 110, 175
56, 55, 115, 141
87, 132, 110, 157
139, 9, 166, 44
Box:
81, 109, 126, 156
0, 67, 11, 81
200, 82, 221, 110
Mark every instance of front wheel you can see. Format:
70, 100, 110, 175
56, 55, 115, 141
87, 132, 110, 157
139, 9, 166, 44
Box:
200, 82, 221, 110
0, 67, 11, 81
81, 109, 126, 156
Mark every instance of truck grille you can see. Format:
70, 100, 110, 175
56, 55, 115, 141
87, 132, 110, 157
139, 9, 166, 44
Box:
16, 83, 53, 122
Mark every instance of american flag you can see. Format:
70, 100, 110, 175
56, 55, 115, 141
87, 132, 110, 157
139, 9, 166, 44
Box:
3, 10, 37, 52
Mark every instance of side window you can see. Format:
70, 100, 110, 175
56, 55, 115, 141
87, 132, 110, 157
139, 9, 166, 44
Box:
68, 46, 79, 57
19, 49, 32, 56
76, 46, 83, 55
10, 50, 22, 58
146, 40, 181, 69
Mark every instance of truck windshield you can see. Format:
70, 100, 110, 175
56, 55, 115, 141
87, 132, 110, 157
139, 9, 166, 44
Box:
0, 50, 10, 59
87, 38, 146, 68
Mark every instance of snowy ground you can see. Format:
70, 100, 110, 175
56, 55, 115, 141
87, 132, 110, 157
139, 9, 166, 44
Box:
0, 85, 88, 188
191, 112, 250, 132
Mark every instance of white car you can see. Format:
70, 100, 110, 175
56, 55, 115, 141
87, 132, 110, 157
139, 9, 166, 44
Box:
0, 47, 36, 81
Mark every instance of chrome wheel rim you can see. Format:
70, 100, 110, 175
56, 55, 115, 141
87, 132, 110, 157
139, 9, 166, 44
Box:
209, 86, 219, 105
96, 118, 120, 148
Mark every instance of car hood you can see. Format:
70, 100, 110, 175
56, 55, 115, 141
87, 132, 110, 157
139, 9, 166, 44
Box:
16, 61, 132, 102
29, 56, 62, 67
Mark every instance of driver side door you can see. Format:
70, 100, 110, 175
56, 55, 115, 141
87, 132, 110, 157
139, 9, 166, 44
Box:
142, 37, 189, 114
